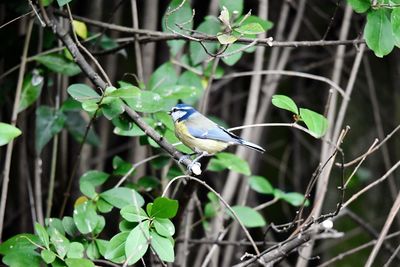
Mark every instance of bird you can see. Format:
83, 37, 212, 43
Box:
168, 103, 265, 169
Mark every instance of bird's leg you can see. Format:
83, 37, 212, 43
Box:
186, 151, 208, 174
178, 152, 197, 164
191, 151, 208, 165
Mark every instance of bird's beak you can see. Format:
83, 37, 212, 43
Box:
167, 110, 172, 115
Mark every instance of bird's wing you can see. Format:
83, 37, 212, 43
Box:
185, 114, 240, 144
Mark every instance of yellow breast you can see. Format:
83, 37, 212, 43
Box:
174, 121, 228, 154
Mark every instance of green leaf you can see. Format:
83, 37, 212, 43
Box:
72, 20, 88, 39
119, 220, 138, 232
102, 97, 125, 120
190, 17, 221, 65
67, 242, 84, 258
154, 218, 175, 237
35, 106, 66, 153
73, 201, 100, 234
249, 176, 274, 194
57, 0, 72, 7
392, 7, 400, 46
217, 33, 238, 44
125, 221, 150, 265
62, 216, 78, 237
105, 232, 129, 263
41, 249, 56, 264
86, 241, 100, 260
219, 0, 243, 16
221, 43, 243, 65
162, 0, 193, 55
150, 230, 174, 262
18, 72, 44, 113
96, 239, 108, 257
275, 191, 309, 207
64, 111, 100, 146
82, 100, 98, 112
100, 187, 144, 209
107, 86, 140, 98
49, 227, 69, 259
0, 122, 22, 146
229, 206, 266, 228
237, 15, 273, 32
364, 9, 395, 57
347, 0, 371, 13
112, 156, 134, 176
299, 108, 328, 138
209, 152, 251, 175
272, 95, 299, 114
150, 197, 179, 219
153, 84, 201, 102
97, 198, 113, 213
34, 223, 49, 248
79, 170, 109, 198
148, 62, 178, 91
120, 206, 149, 222
35, 54, 81, 76
235, 22, 265, 34
46, 218, 65, 235
0, 234, 41, 267
123, 90, 166, 113
67, 84, 100, 102
65, 258, 95, 267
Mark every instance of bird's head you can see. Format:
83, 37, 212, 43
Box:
168, 104, 197, 122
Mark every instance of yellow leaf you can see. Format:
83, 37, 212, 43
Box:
72, 20, 88, 39
74, 196, 88, 207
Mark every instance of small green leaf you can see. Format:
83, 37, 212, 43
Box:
125, 221, 150, 265
81, 101, 98, 112
65, 258, 95, 267
150, 231, 174, 262
34, 223, 49, 248
364, 9, 395, 57
221, 43, 243, 65
347, 0, 371, 13
236, 15, 273, 32
0, 123, 22, 146
299, 108, 328, 138
217, 33, 238, 44
107, 86, 140, 98
105, 232, 129, 263
57, 0, 72, 7
209, 152, 251, 175
96, 239, 108, 257
72, 20, 88, 39
249, 176, 274, 194
120, 206, 149, 222
48, 227, 69, 259
67, 84, 100, 102
79, 170, 109, 198
271, 95, 299, 115
275, 191, 309, 207
62, 216, 78, 237
123, 91, 166, 113
35, 54, 81, 76
392, 7, 400, 46
102, 97, 125, 120
100, 187, 144, 209
119, 220, 138, 232
18, 72, 44, 113
229, 206, 266, 228
150, 197, 179, 219
148, 62, 178, 91
235, 22, 265, 34
35, 106, 66, 153
67, 242, 84, 258
218, 6, 230, 27
153, 218, 175, 237
93, 215, 105, 235
219, 0, 243, 16
86, 241, 100, 260
41, 249, 56, 264
73, 201, 100, 234
97, 198, 113, 213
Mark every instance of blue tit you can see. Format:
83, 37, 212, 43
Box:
168, 104, 265, 166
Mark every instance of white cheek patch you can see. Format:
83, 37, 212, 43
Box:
172, 111, 187, 121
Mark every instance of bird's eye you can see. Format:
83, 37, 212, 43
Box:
172, 108, 177, 112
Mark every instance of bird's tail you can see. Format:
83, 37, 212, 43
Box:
239, 139, 265, 153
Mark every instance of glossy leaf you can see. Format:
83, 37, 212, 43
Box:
62, 216, 78, 237
0, 122, 22, 146
18, 72, 44, 113
48, 227, 69, 259
35, 106, 66, 153
123, 90, 165, 113
67, 84, 100, 102
347, 0, 371, 13
73, 201, 100, 234
235, 22, 265, 35
364, 9, 394, 57
237, 15, 273, 31
72, 20, 88, 39
100, 187, 144, 209
148, 62, 178, 91
0, 234, 41, 267
34, 223, 49, 248
41, 249, 56, 264
249, 176, 274, 194
79, 170, 109, 198
125, 221, 150, 265
150, 197, 179, 219
209, 152, 251, 175
105, 232, 129, 263
217, 33, 238, 44
65, 258, 94, 267
35, 54, 81, 76
150, 230, 174, 262
271, 95, 299, 115
190, 17, 221, 65
219, 0, 243, 16
299, 108, 328, 138
229, 206, 266, 228
107, 86, 140, 98
121, 206, 149, 222
102, 97, 125, 120
392, 7, 400, 46
87, 241, 100, 260
153, 218, 175, 237
221, 43, 243, 65
67, 242, 84, 258
275, 190, 309, 207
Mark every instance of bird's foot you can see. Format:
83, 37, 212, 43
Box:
187, 161, 202, 175
178, 153, 196, 164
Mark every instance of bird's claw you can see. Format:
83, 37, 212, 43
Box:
178, 154, 192, 164
187, 162, 202, 175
